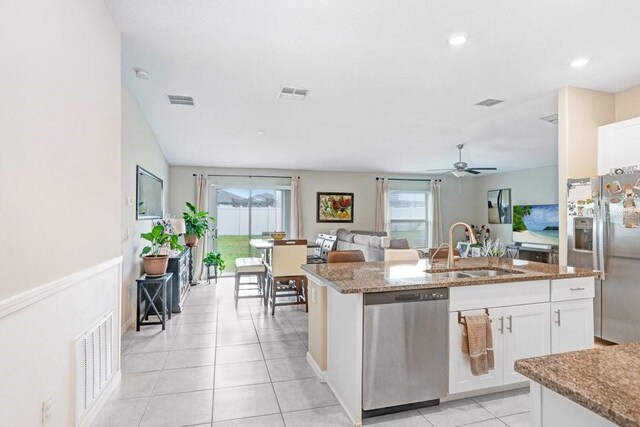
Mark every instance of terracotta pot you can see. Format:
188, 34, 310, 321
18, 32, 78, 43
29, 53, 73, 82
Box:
142, 255, 169, 276
184, 234, 199, 247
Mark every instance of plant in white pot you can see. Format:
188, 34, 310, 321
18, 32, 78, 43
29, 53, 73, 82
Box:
182, 202, 216, 247
140, 224, 184, 276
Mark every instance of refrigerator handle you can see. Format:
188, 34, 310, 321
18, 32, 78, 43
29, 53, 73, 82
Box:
597, 200, 606, 280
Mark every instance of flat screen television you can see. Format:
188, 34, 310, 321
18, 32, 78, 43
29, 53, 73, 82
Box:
512, 204, 559, 246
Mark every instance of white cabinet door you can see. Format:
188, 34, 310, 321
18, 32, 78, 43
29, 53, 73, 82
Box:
551, 299, 594, 354
503, 303, 551, 385
448, 309, 504, 394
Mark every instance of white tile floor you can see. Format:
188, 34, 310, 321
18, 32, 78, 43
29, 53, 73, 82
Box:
91, 277, 532, 427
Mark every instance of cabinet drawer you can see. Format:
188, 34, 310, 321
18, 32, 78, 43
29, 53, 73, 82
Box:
449, 280, 549, 312
551, 277, 595, 302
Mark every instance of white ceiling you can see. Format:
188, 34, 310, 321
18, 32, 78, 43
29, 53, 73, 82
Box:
106, 0, 640, 174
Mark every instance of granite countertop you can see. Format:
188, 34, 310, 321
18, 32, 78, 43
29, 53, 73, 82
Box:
515, 342, 640, 427
301, 257, 597, 294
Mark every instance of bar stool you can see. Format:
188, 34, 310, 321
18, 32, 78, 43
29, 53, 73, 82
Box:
266, 239, 308, 315
326, 250, 365, 263
384, 249, 421, 261
234, 257, 266, 305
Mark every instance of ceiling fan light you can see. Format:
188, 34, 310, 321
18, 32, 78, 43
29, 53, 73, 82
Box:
452, 170, 468, 178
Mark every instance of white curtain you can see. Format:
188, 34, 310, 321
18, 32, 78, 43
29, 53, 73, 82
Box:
194, 174, 209, 282
290, 177, 303, 239
428, 180, 443, 248
375, 178, 390, 233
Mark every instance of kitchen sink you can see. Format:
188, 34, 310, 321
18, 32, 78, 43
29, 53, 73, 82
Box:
425, 271, 474, 279
462, 269, 523, 277
424, 269, 522, 279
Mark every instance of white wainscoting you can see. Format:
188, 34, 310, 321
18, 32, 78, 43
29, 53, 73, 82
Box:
0, 257, 122, 427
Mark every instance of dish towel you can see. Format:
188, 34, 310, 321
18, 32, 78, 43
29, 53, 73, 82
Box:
461, 313, 494, 376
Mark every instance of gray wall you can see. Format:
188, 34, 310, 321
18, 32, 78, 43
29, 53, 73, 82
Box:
473, 165, 559, 244
121, 85, 170, 330
169, 166, 478, 246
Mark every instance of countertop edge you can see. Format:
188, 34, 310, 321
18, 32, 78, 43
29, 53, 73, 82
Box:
515, 358, 638, 427
301, 264, 597, 294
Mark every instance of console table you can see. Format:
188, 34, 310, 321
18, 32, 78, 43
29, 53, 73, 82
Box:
136, 273, 173, 331
506, 245, 559, 264
167, 248, 191, 312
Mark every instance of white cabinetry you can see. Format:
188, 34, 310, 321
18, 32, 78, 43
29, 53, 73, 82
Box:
598, 117, 640, 175
449, 303, 550, 393
550, 277, 595, 354
501, 303, 550, 385
449, 277, 592, 395
449, 280, 551, 394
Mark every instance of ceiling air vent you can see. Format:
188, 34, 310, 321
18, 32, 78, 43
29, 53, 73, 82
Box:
475, 98, 504, 107
279, 86, 309, 100
168, 95, 194, 106
540, 113, 559, 124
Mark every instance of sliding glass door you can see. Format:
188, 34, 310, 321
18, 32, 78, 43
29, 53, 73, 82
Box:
211, 187, 290, 274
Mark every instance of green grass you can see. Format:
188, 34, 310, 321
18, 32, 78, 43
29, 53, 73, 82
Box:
215, 235, 263, 274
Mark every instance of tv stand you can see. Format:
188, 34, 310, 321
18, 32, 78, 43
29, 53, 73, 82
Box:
506, 244, 558, 264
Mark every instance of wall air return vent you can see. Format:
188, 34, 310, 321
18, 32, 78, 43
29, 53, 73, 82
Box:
540, 113, 559, 124
475, 98, 504, 107
279, 86, 309, 100
168, 95, 194, 106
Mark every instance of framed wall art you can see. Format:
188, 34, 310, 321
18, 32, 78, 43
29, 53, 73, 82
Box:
317, 192, 354, 223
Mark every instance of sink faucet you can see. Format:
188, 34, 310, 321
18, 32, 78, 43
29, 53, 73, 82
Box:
430, 243, 450, 267
448, 222, 477, 268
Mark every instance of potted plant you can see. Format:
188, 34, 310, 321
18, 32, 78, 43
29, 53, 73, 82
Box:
140, 224, 183, 276
182, 202, 216, 247
204, 251, 225, 283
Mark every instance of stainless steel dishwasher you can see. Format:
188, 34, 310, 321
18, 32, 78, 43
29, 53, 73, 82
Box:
362, 288, 449, 417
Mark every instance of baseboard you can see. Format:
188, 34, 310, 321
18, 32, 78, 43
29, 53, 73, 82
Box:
77, 370, 121, 427
306, 352, 326, 383
0, 256, 123, 319
444, 381, 529, 402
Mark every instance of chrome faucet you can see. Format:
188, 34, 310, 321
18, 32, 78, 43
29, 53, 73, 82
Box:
448, 222, 477, 268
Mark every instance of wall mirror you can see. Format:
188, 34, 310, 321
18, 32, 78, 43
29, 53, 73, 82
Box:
488, 188, 512, 224
136, 166, 163, 220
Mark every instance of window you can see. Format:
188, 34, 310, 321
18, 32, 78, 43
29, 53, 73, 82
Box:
389, 190, 430, 248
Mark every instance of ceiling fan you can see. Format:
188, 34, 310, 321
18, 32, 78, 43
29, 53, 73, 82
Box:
426, 144, 497, 177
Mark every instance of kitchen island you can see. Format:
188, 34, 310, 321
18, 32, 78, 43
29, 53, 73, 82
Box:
515, 342, 640, 427
301, 257, 598, 426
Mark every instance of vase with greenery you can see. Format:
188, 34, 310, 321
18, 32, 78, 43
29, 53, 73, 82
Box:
140, 224, 184, 276
481, 238, 506, 258
182, 202, 216, 247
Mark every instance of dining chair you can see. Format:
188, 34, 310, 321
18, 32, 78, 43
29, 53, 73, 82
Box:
266, 239, 308, 315
384, 249, 421, 261
327, 250, 365, 263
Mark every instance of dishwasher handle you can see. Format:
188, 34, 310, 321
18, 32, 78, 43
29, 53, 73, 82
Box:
394, 293, 422, 302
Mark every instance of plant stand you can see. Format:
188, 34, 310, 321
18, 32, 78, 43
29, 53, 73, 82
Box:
189, 245, 196, 286
206, 266, 218, 284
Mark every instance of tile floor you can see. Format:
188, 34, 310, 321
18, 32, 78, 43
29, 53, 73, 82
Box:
92, 277, 532, 427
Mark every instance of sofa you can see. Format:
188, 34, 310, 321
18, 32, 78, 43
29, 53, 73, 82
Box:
330, 228, 410, 261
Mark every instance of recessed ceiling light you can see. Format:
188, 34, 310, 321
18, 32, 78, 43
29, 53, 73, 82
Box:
570, 57, 590, 68
257, 130, 266, 136
448, 33, 469, 46
134, 68, 150, 80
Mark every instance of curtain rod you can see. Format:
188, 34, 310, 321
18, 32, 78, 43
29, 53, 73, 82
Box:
193, 173, 299, 179
376, 177, 441, 182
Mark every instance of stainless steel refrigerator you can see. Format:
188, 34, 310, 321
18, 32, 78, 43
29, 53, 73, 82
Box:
567, 173, 640, 343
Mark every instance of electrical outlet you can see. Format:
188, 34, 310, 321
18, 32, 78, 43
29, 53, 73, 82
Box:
42, 394, 53, 426
126, 196, 134, 206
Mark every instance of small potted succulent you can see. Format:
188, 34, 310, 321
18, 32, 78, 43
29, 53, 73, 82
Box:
140, 224, 183, 276
204, 251, 225, 283
182, 202, 216, 247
